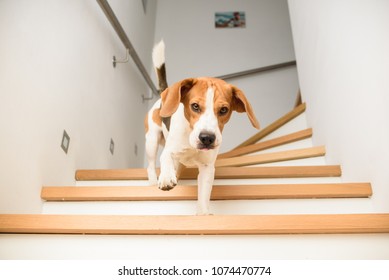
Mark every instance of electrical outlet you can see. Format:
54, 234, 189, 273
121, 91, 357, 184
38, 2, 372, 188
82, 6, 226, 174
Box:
110, 138, 115, 155
61, 130, 70, 154
134, 143, 138, 156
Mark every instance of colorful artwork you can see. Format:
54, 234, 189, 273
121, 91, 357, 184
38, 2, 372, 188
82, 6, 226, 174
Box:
215, 12, 246, 28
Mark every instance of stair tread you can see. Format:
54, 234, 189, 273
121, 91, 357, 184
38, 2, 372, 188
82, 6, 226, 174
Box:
1, 213, 389, 235
215, 146, 325, 167
218, 128, 313, 159
41, 183, 372, 201
233, 102, 306, 149
76, 165, 342, 181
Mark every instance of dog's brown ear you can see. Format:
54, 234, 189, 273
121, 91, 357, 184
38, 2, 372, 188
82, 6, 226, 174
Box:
231, 86, 260, 129
160, 78, 196, 117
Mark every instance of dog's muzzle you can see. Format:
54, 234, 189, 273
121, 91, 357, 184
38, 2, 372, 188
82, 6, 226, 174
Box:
198, 132, 216, 150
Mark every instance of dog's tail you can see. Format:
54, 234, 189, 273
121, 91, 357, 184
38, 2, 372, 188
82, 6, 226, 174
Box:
152, 40, 168, 94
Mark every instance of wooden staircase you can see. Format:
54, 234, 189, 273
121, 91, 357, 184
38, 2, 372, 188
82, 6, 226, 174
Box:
1, 103, 389, 257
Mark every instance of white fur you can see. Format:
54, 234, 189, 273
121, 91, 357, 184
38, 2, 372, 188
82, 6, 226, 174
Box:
152, 40, 165, 68
146, 87, 219, 215
145, 99, 163, 185
189, 87, 222, 149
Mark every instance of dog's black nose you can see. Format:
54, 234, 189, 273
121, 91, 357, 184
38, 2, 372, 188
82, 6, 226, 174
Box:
199, 132, 216, 147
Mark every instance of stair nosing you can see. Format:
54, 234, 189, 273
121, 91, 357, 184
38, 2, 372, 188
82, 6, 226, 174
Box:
215, 146, 325, 167
1, 213, 389, 235
41, 183, 372, 201
218, 128, 313, 159
75, 165, 342, 181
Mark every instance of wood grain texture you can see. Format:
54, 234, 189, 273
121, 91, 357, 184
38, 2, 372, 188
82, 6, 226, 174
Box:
75, 165, 342, 181
233, 103, 306, 149
215, 146, 325, 167
218, 128, 313, 159
75, 168, 148, 181
41, 183, 372, 201
1, 213, 389, 235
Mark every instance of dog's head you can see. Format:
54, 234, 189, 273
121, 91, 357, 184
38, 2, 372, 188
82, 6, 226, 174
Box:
160, 77, 259, 150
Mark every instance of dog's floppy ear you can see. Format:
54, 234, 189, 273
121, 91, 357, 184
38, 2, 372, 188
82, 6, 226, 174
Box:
160, 78, 196, 117
231, 86, 260, 129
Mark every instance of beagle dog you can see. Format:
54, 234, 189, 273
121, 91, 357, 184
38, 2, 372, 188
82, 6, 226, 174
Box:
145, 41, 259, 215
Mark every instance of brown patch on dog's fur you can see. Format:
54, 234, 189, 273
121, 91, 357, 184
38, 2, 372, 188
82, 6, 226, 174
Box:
159, 78, 196, 118
144, 113, 149, 133
159, 77, 259, 132
144, 108, 163, 133
181, 81, 208, 129
152, 108, 162, 127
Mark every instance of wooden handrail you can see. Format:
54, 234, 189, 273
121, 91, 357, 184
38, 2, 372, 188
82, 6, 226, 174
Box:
216, 61, 296, 80
97, 0, 159, 97
98, 0, 295, 95
98, 0, 296, 95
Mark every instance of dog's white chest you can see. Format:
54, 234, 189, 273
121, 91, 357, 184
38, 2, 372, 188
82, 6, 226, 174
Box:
172, 148, 216, 167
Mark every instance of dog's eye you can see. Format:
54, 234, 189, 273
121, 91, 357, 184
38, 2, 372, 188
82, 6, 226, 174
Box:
219, 106, 229, 116
191, 103, 200, 113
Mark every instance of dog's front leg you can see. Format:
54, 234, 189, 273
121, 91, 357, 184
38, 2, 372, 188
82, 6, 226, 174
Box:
158, 149, 178, 191
197, 164, 215, 215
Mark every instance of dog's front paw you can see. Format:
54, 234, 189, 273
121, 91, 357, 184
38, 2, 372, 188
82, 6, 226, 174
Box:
158, 173, 177, 191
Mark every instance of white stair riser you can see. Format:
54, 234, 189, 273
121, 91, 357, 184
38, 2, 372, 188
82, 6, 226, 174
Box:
42, 198, 373, 215
76, 176, 342, 187
248, 138, 314, 156
255, 156, 327, 167
261, 113, 308, 142
2, 234, 389, 260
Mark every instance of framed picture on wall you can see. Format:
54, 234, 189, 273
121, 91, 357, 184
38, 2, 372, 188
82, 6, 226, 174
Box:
215, 12, 246, 28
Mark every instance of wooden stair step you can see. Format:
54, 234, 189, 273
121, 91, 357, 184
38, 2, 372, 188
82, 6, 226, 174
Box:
234, 102, 306, 149
218, 128, 313, 159
215, 146, 325, 167
1, 213, 389, 235
75, 165, 341, 181
41, 183, 372, 201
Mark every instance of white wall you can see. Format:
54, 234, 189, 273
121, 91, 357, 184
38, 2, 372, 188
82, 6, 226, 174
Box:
288, 0, 389, 211
153, 0, 299, 152
0, 0, 157, 213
